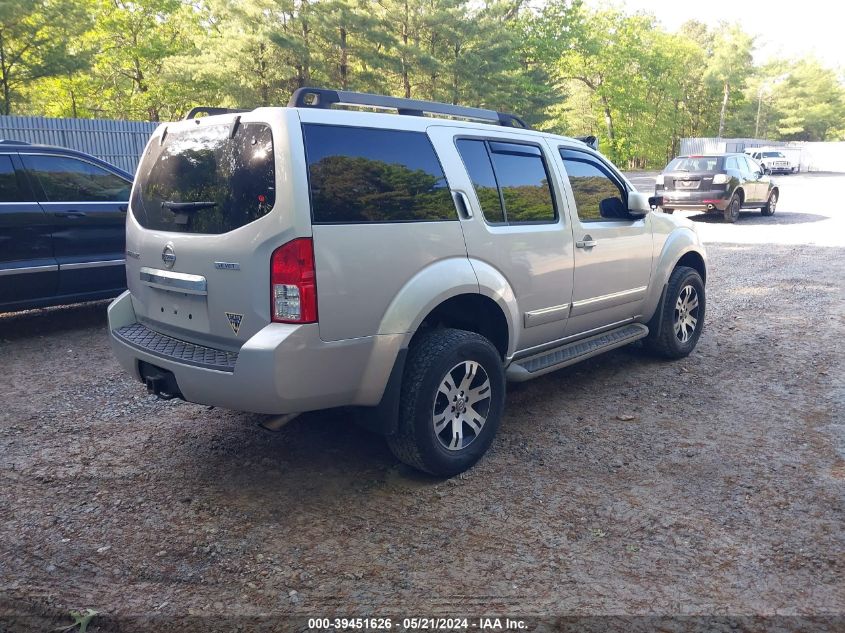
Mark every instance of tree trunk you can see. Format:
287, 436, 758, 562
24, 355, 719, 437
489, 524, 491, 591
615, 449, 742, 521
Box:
718, 81, 729, 138
339, 27, 348, 90
452, 42, 460, 105
401, 0, 411, 98
601, 98, 614, 143
0, 32, 10, 115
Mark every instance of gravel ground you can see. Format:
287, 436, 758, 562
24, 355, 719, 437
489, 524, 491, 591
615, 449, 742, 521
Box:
1, 173, 843, 632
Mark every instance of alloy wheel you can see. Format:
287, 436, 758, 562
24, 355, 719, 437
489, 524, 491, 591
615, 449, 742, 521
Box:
432, 361, 492, 451
674, 285, 700, 343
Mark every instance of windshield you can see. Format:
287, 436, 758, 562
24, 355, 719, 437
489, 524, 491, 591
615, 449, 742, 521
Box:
666, 156, 723, 172
133, 122, 275, 234
763, 151, 786, 158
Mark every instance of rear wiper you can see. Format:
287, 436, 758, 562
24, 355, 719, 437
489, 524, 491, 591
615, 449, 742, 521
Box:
161, 201, 217, 212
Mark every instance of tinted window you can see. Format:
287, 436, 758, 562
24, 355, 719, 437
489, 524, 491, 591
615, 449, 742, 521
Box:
455, 139, 505, 223
488, 143, 556, 223
726, 157, 738, 170
303, 124, 455, 224
561, 156, 627, 222
0, 156, 28, 202
740, 156, 756, 175
666, 156, 722, 172
763, 152, 785, 158
135, 122, 275, 234
22, 155, 129, 202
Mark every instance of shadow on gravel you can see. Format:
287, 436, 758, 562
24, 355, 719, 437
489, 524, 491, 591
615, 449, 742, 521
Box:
687, 211, 828, 225
180, 343, 658, 508
0, 300, 110, 341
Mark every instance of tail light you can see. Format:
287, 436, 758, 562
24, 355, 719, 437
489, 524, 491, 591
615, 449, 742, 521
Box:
712, 173, 729, 184
271, 238, 317, 323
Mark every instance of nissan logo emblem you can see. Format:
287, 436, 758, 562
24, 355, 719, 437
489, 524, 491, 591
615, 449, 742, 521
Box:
161, 243, 176, 269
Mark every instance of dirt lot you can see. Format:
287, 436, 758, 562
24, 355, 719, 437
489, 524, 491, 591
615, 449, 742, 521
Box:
1, 173, 843, 631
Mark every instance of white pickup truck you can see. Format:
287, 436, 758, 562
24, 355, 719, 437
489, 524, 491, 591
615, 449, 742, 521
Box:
745, 148, 796, 174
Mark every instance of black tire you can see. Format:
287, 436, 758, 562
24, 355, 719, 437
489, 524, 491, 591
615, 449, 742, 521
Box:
723, 193, 741, 223
761, 190, 778, 216
386, 328, 506, 477
643, 266, 706, 359
661, 208, 674, 214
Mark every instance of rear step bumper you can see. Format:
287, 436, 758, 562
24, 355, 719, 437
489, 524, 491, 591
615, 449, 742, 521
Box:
506, 323, 649, 382
106, 291, 403, 415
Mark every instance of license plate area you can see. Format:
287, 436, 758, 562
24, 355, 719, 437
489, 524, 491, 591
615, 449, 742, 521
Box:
148, 288, 210, 331
677, 179, 700, 189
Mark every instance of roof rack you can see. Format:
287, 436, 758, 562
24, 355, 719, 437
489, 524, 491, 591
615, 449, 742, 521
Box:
288, 87, 530, 129
184, 106, 248, 120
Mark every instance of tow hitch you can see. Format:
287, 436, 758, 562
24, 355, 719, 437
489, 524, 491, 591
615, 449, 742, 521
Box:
139, 361, 184, 401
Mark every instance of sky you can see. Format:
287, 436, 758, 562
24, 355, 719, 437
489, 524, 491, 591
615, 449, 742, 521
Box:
578, 0, 844, 69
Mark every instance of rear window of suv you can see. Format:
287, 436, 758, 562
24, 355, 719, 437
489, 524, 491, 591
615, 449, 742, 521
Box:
303, 124, 456, 224
133, 122, 275, 234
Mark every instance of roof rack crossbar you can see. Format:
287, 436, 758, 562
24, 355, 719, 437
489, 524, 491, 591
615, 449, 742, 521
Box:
184, 106, 248, 120
288, 88, 530, 129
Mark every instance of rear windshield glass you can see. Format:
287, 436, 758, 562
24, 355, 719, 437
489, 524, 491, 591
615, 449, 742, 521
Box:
133, 122, 275, 234
763, 151, 785, 158
666, 156, 723, 172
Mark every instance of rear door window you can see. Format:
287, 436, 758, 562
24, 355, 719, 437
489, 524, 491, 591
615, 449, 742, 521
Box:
455, 139, 505, 223
21, 155, 129, 202
0, 156, 29, 202
303, 124, 456, 224
134, 122, 275, 234
455, 138, 556, 224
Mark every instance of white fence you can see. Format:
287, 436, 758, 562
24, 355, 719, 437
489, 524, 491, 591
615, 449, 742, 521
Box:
680, 137, 845, 173
0, 115, 157, 174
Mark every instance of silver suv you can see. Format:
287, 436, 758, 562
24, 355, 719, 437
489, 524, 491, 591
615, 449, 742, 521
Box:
109, 89, 707, 476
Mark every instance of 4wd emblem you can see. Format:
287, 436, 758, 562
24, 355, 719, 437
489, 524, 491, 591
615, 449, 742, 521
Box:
225, 312, 244, 335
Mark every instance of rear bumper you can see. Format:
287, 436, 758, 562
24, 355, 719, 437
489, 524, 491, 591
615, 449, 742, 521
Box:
107, 291, 403, 415
659, 189, 729, 212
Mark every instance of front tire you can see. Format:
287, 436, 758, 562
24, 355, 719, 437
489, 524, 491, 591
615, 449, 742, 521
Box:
761, 190, 778, 216
387, 328, 506, 477
644, 266, 706, 359
723, 193, 741, 223
661, 208, 674, 214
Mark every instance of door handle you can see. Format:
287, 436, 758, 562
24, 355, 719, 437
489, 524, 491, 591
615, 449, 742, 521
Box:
575, 236, 597, 249
452, 191, 473, 219
53, 210, 87, 218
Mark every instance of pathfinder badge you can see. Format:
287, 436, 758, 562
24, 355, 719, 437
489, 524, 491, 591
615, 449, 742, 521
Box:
225, 312, 243, 335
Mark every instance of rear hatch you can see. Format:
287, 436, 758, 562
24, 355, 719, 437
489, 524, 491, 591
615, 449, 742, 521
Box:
125, 109, 309, 350
661, 155, 724, 192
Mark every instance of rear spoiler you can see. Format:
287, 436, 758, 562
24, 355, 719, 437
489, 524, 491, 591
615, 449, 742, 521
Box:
575, 135, 599, 151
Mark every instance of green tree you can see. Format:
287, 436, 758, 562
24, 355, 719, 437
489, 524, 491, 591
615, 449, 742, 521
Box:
704, 23, 754, 138
0, 0, 90, 114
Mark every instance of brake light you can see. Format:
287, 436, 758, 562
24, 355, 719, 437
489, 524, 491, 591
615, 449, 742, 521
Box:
713, 174, 729, 184
271, 238, 317, 323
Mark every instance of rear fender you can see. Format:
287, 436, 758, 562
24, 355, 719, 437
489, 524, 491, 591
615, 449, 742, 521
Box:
377, 257, 519, 356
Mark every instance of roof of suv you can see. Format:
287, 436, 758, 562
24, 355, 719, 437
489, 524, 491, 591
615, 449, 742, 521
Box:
183, 87, 598, 152
0, 139, 133, 180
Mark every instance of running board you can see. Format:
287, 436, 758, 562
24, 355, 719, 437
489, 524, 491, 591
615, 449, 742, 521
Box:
506, 323, 649, 382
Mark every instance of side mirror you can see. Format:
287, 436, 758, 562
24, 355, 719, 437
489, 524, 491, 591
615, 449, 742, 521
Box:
626, 191, 652, 218
763, 167, 771, 175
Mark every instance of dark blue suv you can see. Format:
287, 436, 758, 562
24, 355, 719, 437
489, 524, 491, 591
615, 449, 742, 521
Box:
0, 140, 132, 312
